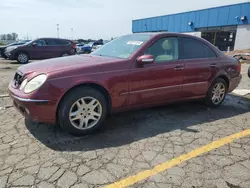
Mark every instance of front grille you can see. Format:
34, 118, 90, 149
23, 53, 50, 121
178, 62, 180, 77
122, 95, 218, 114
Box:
13, 71, 23, 87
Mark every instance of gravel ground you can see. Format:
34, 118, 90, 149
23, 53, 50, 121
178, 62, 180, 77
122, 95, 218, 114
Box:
0, 58, 250, 188
0, 60, 19, 94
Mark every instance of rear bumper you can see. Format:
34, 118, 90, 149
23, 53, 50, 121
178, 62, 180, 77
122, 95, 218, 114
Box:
228, 74, 242, 92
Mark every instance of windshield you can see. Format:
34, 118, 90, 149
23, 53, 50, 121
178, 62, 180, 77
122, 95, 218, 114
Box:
25, 40, 35, 45
91, 34, 152, 59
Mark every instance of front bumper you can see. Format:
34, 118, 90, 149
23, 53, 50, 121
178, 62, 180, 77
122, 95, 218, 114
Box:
0, 49, 7, 58
228, 74, 242, 92
8, 85, 57, 124
4, 51, 15, 60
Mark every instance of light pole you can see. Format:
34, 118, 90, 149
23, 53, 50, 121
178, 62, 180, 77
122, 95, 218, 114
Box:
71, 28, 73, 40
57, 24, 59, 38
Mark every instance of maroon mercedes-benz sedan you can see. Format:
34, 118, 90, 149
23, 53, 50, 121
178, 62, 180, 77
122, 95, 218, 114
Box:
8, 33, 242, 136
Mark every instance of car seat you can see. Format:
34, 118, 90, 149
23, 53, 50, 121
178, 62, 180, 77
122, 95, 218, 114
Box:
155, 39, 175, 61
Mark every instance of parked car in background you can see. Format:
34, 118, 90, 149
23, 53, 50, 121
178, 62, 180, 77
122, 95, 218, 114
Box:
0, 40, 31, 58
76, 43, 92, 54
4, 38, 76, 63
8, 33, 242, 136
91, 44, 103, 52
76, 41, 104, 54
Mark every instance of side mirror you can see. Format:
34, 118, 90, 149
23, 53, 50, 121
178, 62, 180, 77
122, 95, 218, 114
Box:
136, 54, 154, 66
32, 42, 38, 46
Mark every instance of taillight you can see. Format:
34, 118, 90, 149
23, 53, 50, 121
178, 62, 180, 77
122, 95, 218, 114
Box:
72, 43, 76, 49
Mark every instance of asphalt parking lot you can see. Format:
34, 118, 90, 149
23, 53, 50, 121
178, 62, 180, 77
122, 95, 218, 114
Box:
0, 59, 250, 188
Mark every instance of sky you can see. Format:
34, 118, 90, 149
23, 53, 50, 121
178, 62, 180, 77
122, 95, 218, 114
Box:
0, 0, 249, 40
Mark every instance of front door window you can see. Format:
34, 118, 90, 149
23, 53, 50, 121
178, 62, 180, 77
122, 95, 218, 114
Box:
145, 37, 179, 62
35, 39, 46, 46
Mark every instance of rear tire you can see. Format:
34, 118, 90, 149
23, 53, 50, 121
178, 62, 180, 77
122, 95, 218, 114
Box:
61, 52, 69, 57
205, 78, 227, 107
17, 52, 29, 64
58, 87, 108, 136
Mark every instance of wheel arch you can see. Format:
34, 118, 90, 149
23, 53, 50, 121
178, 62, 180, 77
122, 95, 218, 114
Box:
60, 51, 70, 57
56, 82, 112, 123
217, 75, 230, 90
208, 74, 230, 92
15, 51, 30, 59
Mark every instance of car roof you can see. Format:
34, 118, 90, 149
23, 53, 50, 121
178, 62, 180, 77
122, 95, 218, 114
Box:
132, 32, 198, 37
132, 32, 215, 45
37, 38, 71, 41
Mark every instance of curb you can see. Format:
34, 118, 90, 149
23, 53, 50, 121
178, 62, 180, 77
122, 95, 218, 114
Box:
0, 94, 9, 98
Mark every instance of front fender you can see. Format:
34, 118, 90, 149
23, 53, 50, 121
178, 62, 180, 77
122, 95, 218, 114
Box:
47, 69, 130, 109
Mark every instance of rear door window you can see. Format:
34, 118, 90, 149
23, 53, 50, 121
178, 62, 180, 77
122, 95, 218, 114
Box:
59, 40, 71, 46
204, 44, 217, 58
47, 39, 62, 46
179, 37, 206, 59
35, 39, 47, 46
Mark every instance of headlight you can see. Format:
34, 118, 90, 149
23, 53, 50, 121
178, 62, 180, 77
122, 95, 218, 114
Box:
23, 74, 47, 93
6, 46, 18, 52
19, 79, 28, 90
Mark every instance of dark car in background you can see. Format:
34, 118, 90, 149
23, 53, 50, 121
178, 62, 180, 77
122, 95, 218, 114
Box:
4, 38, 76, 63
0, 40, 31, 58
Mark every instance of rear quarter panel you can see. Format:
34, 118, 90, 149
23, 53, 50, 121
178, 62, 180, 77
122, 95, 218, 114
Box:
216, 56, 240, 80
207, 56, 241, 91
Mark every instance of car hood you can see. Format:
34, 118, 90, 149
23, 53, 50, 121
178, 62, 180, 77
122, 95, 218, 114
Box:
0, 45, 7, 49
5, 44, 25, 51
18, 55, 121, 74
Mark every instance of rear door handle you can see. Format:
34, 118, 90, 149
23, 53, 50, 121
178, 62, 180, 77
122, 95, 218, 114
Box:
174, 65, 184, 71
210, 63, 217, 68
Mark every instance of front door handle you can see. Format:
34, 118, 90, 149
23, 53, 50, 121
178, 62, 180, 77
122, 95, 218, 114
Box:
174, 65, 184, 71
210, 63, 217, 68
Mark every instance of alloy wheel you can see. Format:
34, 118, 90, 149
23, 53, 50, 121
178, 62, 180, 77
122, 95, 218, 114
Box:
18, 54, 28, 63
211, 83, 226, 105
62, 53, 69, 57
69, 97, 102, 130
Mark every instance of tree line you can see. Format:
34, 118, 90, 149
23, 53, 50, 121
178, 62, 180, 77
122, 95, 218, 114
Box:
0, 33, 18, 41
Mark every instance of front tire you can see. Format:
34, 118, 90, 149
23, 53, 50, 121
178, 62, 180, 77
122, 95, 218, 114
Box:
205, 78, 227, 107
17, 52, 29, 64
58, 87, 108, 136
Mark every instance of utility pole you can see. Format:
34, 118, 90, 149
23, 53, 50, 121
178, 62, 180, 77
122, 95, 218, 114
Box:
57, 24, 59, 38
71, 28, 73, 40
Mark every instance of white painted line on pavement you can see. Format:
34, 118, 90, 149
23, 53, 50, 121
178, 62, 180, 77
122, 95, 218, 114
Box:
232, 89, 250, 96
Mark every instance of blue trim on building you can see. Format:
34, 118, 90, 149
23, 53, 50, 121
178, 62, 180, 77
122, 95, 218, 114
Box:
132, 2, 250, 33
